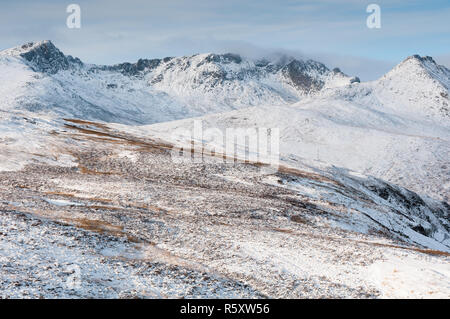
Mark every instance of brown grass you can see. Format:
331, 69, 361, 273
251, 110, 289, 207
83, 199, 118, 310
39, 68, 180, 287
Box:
78, 165, 120, 176
63, 120, 173, 155
271, 225, 450, 257
291, 215, 308, 224
278, 165, 342, 186
43, 191, 114, 204
63, 118, 110, 130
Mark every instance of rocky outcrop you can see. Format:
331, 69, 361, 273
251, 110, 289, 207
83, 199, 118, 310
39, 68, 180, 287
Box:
17, 41, 82, 74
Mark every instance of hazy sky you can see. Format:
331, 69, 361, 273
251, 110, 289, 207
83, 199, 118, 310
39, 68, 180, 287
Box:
1, 0, 449, 80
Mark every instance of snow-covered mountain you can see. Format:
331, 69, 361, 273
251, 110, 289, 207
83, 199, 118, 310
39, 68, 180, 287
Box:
0, 40, 356, 124
0, 40, 448, 201
2, 40, 448, 124
111, 54, 449, 202
326, 54, 450, 121
1, 40, 450, 298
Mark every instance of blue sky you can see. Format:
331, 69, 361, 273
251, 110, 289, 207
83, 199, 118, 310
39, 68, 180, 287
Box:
0, 0, 449, 80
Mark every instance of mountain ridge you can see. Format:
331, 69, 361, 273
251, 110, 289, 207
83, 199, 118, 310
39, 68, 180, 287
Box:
1, 40, 356, 90
0, 40, 359, 124
1, 40, 449, 126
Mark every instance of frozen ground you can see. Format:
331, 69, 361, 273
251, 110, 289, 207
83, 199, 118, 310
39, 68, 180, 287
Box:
0, 119, 448, 298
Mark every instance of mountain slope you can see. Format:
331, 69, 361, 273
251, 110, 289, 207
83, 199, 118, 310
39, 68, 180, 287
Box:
1, 117, 449, 298
133, 97, 449, 202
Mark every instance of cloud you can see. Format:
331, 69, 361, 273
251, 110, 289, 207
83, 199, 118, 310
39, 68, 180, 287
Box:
149, 38, 394, 80
309, 52, 395, 81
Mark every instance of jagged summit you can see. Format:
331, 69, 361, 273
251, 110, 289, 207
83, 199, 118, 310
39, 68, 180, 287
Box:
374, 54, 449, 117
405, 54, 437, 64
1, 40, 448, 123
0, 41, 349, 124
386, 54, 450, 87
1, 40, 82, 74
1, 40, 54, 56
323, 53, 450, 120
2, 41, 355, 94
99, 50, 354, 95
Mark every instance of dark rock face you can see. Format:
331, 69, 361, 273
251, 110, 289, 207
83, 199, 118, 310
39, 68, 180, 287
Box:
150, 73, 164, 84
412, 224, 430, 236
367, 182, 426, 210
101, 58, 161, 76
19, 41, 82, 74
350, 77, 360, 84
281, 60, 327, 93
409, 54, 437, 65
177, 53, 340, 92
204, 53, 242, 64
365, 180, 449, 241
255, 59, 270, 68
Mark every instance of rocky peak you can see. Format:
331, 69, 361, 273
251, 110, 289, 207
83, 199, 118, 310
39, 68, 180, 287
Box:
406, 54, 437, 65
1, 41, 355, 98
2, 40, 82, 74
396, 54, 448, 76
279, 59, 337, 93
386, 54, 450, 90
99, 58, 162, 76
203, 53, 242, 64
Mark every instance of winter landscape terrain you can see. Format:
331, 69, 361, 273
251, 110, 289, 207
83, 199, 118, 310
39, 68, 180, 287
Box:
0, 40, 449, 298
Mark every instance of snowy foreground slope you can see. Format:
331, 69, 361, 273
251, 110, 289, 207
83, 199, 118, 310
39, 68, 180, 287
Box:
0, 41, 449, 298
142, 97, 449, 202
0, 119, 449, 298
128, 52, 450, 202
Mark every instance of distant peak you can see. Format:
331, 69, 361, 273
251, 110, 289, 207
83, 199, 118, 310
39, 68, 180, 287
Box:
385, 54, 450, 81
404, 54, 437, 65
20, 40, 55, 51
390, 54, 450, 83
2, 40, 55, 56
203, 53, 242, 64
1, 40, 82, 74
